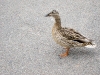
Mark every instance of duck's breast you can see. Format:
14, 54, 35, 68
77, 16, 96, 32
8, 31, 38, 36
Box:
52, 27, 70, 47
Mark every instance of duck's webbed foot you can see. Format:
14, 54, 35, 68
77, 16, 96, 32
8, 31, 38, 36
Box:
59, 48, 70, 58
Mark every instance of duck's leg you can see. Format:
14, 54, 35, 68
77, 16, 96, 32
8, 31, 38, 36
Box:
60, 48, 70, 58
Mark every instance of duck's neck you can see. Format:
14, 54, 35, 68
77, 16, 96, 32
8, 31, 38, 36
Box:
54, 16, 62, 29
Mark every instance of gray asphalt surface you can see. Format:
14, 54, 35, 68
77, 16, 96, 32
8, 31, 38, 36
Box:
0, 0, 100, 75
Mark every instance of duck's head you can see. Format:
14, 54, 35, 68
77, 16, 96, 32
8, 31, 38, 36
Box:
45, 10, 59, 18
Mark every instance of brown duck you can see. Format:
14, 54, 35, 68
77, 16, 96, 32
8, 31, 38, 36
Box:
45, 10, 96, 58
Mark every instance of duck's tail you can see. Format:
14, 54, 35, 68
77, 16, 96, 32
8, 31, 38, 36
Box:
85, 41, 96, 48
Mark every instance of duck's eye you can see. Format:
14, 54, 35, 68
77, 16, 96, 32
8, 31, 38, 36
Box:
52, 11, 55, 13
52, 10, 56, 13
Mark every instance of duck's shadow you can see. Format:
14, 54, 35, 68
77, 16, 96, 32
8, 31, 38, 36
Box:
69, 48, 95, 59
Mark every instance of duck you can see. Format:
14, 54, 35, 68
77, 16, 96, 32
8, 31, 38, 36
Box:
45, 10, 96, 58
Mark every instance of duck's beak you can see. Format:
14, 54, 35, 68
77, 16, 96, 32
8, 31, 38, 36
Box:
45, 13, 50, 17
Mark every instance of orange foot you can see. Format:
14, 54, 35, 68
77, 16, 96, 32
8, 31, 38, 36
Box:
60, 52, 68, 57
59, 48, 70, 58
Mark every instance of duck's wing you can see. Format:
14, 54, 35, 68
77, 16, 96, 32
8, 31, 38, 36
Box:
60, 28, 92, 43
